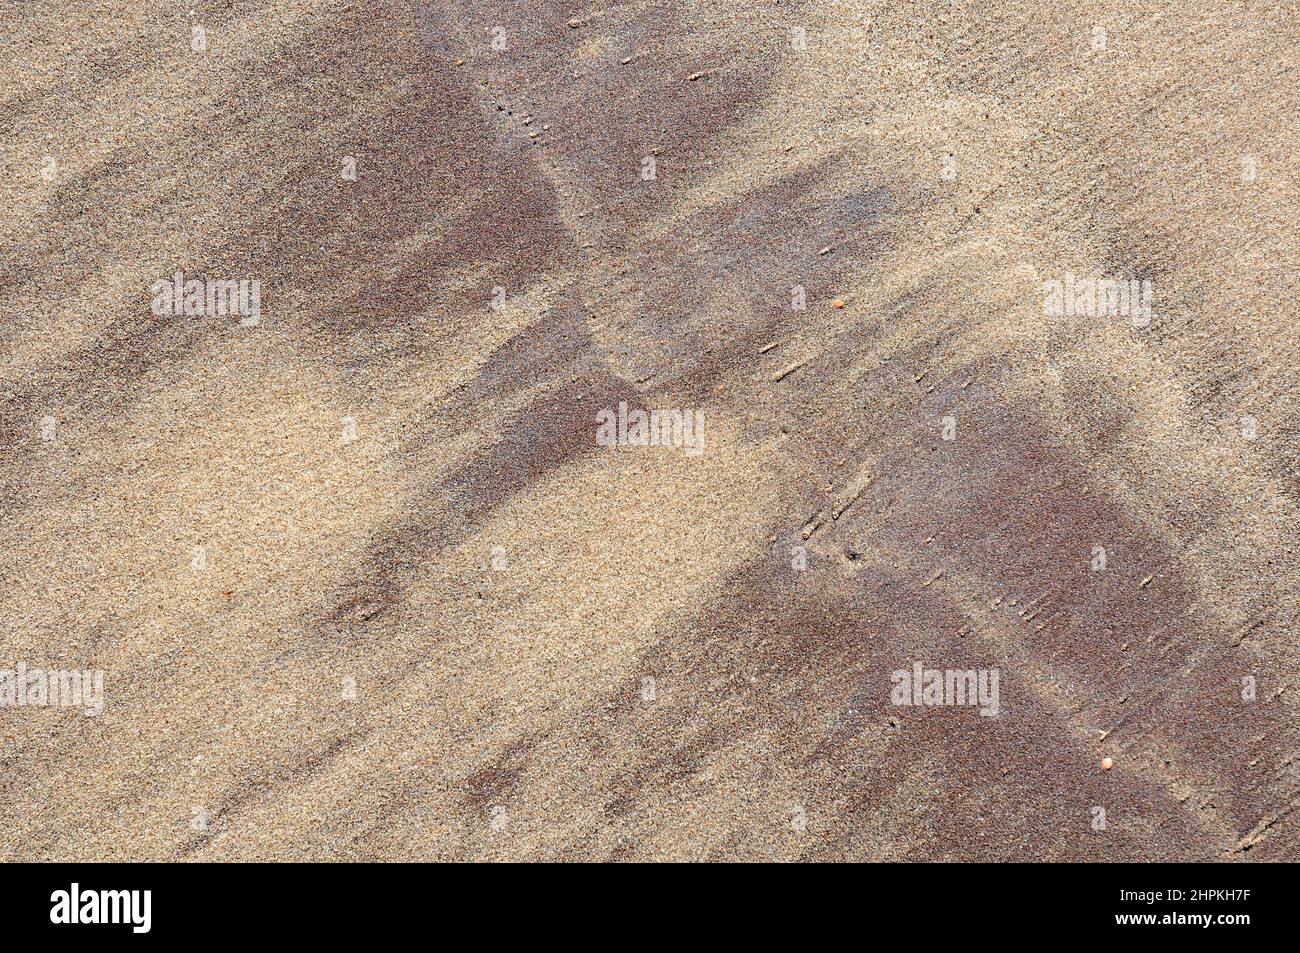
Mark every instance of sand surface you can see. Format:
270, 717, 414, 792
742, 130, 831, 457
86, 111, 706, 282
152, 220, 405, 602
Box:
1, 0, 1297, 861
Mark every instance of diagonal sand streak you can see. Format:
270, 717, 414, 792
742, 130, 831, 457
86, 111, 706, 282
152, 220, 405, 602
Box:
184, 416, 782, 859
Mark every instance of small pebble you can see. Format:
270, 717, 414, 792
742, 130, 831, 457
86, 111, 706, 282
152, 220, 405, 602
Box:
832, 299, 845, 309
1101, 757, 1114, 771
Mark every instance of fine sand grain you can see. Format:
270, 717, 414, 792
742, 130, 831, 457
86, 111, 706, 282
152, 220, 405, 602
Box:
0, 0, 1296, 861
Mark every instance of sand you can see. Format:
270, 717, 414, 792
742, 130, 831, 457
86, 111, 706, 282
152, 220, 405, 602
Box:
0, 0, 1296, 861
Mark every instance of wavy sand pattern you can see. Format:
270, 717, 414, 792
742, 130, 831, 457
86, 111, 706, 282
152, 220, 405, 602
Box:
0, 1, 1297, 860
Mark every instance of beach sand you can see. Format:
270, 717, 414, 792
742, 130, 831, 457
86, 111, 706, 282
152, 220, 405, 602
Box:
0, 0, 1296, 860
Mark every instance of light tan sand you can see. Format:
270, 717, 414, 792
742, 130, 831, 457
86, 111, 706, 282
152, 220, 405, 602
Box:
0, 0, 1296, 861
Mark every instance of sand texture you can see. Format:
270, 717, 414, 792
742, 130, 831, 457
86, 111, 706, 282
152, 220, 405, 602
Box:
1, 0, 1297, 861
